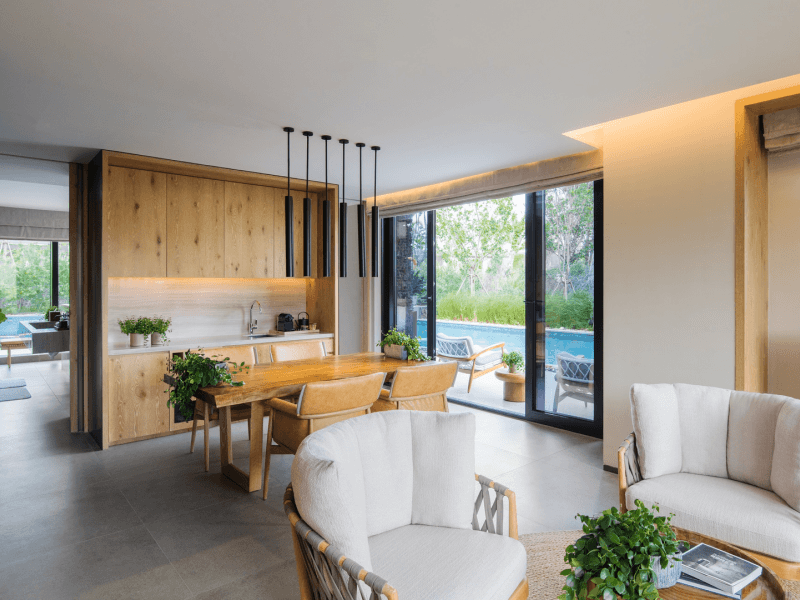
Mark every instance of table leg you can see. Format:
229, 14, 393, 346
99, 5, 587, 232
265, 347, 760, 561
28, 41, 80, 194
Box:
219, 406, 233, 468
7, 348, 11, 368
219, 402, 266, 493
247, 401, 264, 493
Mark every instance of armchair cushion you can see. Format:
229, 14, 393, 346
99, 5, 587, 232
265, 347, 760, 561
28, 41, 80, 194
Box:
630, 383, 682, 479
674, 384, 730, 479
771, 399, 800, 512
728, 391, 788, 491
369, 524, 526, 600
626, 472, 800, 562
473, 346, 504, 368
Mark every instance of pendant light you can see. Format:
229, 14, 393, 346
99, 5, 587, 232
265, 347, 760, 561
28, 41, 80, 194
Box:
321, 135, 332, 277
283, 127, 294, 277
339, 139, 349, 277
302, 131, 313, 277
371, 145, 381, 277
356, 143, 367, 278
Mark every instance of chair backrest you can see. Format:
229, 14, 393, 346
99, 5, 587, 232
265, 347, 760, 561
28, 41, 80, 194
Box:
436, 333, 474, 358
556, 352, 594, 383
271, 340, 326, 363
297, 372, 386, 417
387, 361, 457, 399
201, 345, 256, 367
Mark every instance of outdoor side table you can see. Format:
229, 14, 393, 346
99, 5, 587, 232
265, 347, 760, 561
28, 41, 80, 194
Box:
1, 338, 27, 368
495, 369, 525, 402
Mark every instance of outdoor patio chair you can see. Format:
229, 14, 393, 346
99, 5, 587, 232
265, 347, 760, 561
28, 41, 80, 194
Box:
435, 333, 504, 392
553, 351, 594, 413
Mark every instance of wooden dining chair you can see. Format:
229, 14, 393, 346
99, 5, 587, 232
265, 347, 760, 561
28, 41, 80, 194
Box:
270, 340, 326, 362
262, 371, 386, 500
372, 360, 458, 413
189, 345, 256, 472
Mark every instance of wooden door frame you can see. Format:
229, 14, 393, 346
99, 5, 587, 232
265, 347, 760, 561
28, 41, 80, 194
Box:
735, 85, 800, 391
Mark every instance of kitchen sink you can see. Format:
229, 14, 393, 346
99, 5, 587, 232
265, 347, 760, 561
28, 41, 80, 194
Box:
244, 334, 277, 338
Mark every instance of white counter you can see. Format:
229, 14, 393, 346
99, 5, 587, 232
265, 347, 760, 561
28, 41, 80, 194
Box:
108, 332, 334, 356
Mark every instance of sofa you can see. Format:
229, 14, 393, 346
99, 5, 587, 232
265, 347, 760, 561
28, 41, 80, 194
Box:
286, 410, 528, 600
619, 383, 800, 580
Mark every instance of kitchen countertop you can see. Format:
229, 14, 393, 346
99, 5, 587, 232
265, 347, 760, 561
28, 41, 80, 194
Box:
108, 332, 334, 356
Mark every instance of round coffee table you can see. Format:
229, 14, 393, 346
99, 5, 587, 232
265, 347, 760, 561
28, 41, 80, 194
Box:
495, 369, 525, 402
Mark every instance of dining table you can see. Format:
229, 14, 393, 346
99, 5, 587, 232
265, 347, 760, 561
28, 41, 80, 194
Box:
165, 352, 427, 492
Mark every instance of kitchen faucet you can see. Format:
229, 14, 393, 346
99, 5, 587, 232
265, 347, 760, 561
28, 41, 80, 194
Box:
249, 300, 262, 334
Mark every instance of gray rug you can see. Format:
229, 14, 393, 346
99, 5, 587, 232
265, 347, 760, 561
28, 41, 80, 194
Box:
0, 387, 31, 401
0, 378, 26, 389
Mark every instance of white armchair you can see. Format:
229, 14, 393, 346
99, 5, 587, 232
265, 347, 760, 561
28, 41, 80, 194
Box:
287, 410, 528, 600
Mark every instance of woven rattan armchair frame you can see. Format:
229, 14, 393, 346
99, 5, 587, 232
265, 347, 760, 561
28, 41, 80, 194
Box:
618, 432, 800, 581
284, 474, 529, 600
436, 341, 506, 393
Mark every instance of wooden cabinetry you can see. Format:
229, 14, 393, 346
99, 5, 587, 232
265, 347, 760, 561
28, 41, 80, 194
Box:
108, 352, 170, 444
224, 182, 275, 278
166, 175, 225, 277
106, 167, 167, 277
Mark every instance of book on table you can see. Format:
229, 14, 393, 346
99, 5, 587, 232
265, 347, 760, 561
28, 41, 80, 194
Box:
680, 543, 762, 595
677, 573, 741, 599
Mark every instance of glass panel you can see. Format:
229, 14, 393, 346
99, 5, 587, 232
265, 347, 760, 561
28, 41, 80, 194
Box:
0, 240, 51, 340
538, 182, 595, 420
394, 212, 428, 351
58, 242, 70, 309
435, 196, 526, 415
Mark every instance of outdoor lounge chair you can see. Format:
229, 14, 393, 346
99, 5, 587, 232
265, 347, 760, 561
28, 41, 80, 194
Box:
435, 333, 504, 392
553, 351, 594, 413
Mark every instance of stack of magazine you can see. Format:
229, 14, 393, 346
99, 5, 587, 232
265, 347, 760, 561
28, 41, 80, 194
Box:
678, 543, 763, 598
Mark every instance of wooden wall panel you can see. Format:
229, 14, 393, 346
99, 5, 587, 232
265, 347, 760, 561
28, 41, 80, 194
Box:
224, 182, 275, 278
108, 352, 170, 442
167, 175, 225, 277
106, 167, 167, 277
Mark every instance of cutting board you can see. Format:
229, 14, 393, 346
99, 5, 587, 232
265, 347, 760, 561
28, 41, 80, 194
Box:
268, 329, 320, 336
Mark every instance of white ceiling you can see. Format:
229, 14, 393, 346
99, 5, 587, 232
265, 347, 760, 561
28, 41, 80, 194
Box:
0, 156, 68, 211
1, 1, 799, 200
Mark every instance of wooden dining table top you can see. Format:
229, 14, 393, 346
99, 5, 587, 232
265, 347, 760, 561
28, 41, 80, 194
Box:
171, 352, 427, 408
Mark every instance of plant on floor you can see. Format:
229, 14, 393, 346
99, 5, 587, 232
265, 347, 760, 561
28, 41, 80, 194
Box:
165, 350, 250, 421
559, 501, 680, 600
377, 327, 429, 361
150, 316, 172, 343
502, 351, 524, 373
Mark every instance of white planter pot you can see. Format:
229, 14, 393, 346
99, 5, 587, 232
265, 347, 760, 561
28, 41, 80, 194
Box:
384, 344, 408, 360
508, 364, 517, 373
150, 332, 164, 346
129, 333, 145, 348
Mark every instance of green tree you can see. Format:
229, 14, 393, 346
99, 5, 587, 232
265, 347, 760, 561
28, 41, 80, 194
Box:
545, 183, 593, 299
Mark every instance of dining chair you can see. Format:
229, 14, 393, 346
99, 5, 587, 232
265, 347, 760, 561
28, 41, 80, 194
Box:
262, 371, 386, 500
189, 345, 256, 471
372, 360, 457, 413
270, 340, 326, 362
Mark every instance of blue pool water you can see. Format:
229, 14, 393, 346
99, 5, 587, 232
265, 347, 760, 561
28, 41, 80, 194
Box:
416, 320, 593, 365
0, 314, 42, 337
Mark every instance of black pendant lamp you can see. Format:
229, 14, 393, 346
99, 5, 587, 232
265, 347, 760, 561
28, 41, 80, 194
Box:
339, 139, 349, 277
283, 127, 294, 277
302, 131, 313, 277
356, 143, 367, 278
371, 146, 381, 277
321, 135, 332, 277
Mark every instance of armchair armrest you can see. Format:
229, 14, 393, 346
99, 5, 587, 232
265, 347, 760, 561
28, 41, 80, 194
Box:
467, 342, 506, 361
617, 433, 641, 513
270, 398, 299, 415
473, 473, 519, 540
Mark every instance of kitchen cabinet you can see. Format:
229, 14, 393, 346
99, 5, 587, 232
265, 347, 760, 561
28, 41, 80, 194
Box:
106, 167, 167, 277
108, 352, 171, 443
166, 174, 225, 277
224, 182, 275, 278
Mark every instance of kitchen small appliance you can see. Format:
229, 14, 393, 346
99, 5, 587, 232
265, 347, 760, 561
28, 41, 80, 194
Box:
276, 313, 295, 332
297, 312, 310, 331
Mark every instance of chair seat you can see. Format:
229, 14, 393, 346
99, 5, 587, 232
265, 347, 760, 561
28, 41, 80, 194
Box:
369, 525, 526, 600
448, 347, 503, 371
627, 472, 800, 562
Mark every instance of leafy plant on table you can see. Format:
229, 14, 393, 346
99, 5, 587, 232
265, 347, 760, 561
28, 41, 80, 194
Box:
165, 350, 250, 421
377, 327, 429, 361
559, 501, 680, 600
118, 317, 139, 335
44, 305, 57, 320
150, 316, 172, 343
502, 351, 524, 371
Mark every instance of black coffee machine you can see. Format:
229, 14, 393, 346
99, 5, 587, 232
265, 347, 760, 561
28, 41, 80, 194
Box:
276, 313, 295, 332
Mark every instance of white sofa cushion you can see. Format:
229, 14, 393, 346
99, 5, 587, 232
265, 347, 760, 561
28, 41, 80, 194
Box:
626, 472, 800, 562
771, 399, 800, 512
674, 384, 730, 478
411, 411, 476, 529
369, 525, 526, 600
630, 384, 682, 479
728, 391, 788, 490
291, 422, 372, 570
350, 411, 414, 537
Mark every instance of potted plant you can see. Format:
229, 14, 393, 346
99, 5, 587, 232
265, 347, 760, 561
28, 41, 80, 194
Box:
559, 501, 682, 600
119, 316, 144, 347
377, 328, 429, 361
165, 350, 250, 422
0, 307, 6, 326
502, 351, 524, 373
150, 316, 172, 346
44, 305, 59, 322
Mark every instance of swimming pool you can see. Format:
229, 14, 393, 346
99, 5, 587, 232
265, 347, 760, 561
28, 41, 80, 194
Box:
0, 314, 43, 337
417, 320, 593, 365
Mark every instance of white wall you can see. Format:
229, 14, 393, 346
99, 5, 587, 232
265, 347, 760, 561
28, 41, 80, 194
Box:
602, 73, 800, 466
338, 204, 364, 355
768, 149, 800, 398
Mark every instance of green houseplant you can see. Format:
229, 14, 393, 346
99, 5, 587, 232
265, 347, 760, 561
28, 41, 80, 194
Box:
150, 316, 172, 346
44, 305, 58, 321
165, 350, 250, 421
560, 501, 681, 600
0, 308, 6, 326
502, 351, 524, 373
118, 316, 152, 348
377, 327, 429, 361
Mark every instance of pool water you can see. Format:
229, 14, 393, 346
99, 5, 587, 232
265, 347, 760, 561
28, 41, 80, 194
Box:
417, 320, 594, 365
0, 314, 43, 337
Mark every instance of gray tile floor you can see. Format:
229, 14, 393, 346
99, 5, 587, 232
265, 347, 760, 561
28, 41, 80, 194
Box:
0, 360, 617, 600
